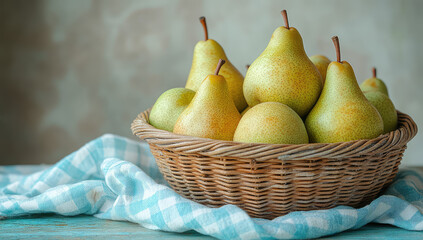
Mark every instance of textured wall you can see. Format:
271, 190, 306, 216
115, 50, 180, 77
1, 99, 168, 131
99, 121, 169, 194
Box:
1, 0, 422, 165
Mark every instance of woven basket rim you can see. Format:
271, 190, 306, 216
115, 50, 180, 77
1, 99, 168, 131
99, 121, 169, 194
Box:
131, 109, 418, 161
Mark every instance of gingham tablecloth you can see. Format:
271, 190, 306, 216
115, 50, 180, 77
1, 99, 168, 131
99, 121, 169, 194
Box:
1, 134, 422, 239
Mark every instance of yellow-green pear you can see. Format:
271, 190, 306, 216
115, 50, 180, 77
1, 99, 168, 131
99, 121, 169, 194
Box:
185, 17, 247, 112
360, 68, 389, 96
234, 102, 309, 144
364, 91, 398, 133
305, 36, 384, 143
149, 88, 195, 132
174, 59, 241, 141
309, 55, 331, 84
243, 10, 322, 117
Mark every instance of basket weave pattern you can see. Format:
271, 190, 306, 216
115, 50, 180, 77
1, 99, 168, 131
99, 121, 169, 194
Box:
131, 110, 417, 219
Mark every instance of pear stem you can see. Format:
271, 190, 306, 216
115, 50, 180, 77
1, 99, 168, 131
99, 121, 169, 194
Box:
332, 36, 341, 63
215, 59, 226, 75
199, 16, 208, 41
281, 10, 289, 29
372, 67, 377, 78
246, 64, 250, 70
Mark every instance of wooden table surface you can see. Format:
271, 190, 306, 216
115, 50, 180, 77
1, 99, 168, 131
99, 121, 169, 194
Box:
1, 214, 422, 240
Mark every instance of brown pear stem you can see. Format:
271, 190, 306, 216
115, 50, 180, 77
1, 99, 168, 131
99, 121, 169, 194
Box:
215, 59, 226, 75
372, 67, 377, 78
281, 10, 289, 29
199, 16, 208, 41
332, 36, 341, 63
246, 64, 250, 70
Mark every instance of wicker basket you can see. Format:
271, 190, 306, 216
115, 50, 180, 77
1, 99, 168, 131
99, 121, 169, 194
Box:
131, 109, 417, 219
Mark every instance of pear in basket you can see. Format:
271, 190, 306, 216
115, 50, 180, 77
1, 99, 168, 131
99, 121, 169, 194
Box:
305, 36, 384, 143
174, 59, 241, 141
360, 67, 389, 96
243, 10, 322, 117
234, 102, 309, 144
185, 17, 247, 112
149, 88, 195, 132
364, 90, 397, 134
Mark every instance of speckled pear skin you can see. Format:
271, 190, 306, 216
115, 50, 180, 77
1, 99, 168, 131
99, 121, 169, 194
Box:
364, 91, 398, 133
360, 77, 389, 96
305, 61, 384, 143
309, 55, 331, 84
149, 88, 195, 132
234, 102, 309, 144
243, 27, 322, 117
175, 74, 241, 141
185, 39, 247, 112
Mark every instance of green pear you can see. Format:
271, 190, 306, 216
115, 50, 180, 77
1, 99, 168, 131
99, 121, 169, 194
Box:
185, 17, 247, 112
364, 91, 398, 133
305, 36, 384, 143
234, 102, 309, 144
243, 10, 322, 117
149, 88, 195, 132
360, 67, 389, 96
309, 55, 331, 84
174, 59, 241, 141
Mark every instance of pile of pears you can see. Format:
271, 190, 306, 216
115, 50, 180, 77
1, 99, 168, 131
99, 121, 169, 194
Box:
149, 10, 398, 144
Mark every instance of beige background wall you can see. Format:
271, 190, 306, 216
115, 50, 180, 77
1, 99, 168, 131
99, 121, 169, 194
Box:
1, 0, 422, 165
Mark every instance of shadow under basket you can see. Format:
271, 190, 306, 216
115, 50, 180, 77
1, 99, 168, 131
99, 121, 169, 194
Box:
131, 109, 418, 219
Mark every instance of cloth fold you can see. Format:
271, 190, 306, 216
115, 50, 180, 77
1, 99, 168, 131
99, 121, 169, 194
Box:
1, 134, 422, 239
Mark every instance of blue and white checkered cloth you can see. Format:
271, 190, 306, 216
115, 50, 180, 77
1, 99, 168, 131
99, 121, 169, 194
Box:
1, 134, 422, 239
